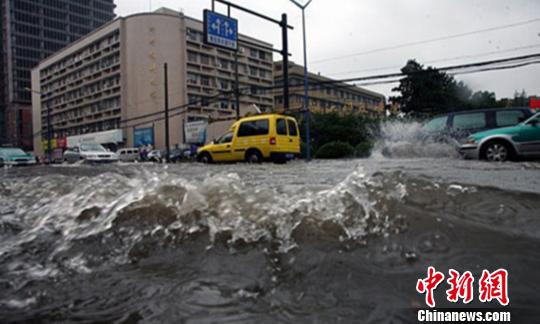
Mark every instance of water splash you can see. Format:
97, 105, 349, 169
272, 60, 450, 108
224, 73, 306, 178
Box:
372, 120, 460, 158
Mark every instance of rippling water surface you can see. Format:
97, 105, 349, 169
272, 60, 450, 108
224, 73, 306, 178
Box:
1, 147, 540, 322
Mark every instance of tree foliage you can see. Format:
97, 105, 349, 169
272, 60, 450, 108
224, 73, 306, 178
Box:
390, 59, 532, 115
390, 60, 469, 115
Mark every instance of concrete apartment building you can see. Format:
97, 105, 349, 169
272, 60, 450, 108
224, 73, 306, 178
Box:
31, 8, 274, 156
274, 61, 386, 115
0, 0, 115, 150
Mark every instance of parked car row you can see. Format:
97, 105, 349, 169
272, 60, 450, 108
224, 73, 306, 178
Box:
62, 145, 194, 164
421, 107, 540, 162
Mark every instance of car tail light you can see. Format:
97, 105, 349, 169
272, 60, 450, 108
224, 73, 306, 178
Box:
270, 137, 276, 145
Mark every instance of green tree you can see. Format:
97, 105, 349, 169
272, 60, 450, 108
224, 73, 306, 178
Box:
513, 89, 528, 107
469, 91, 499, 109
390, 60, 472, 115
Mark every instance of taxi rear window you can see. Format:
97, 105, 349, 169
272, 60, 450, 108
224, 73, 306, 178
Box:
276, 119, 287, 135
287, 120, 298, 136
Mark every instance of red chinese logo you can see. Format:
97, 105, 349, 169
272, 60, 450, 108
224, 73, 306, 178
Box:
416, 266, 445, 308
446, 269, 474, 304
479, 269, 509, 306
416, 267, 509, 307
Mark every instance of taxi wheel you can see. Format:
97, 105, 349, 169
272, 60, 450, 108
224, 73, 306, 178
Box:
245, 150, 263, 164
198, 152, 212, 164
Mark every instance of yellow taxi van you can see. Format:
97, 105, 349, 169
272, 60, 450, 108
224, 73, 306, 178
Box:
197, 114, 300, 164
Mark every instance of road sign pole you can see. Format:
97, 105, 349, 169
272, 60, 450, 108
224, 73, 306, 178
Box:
206, 0, 294, 113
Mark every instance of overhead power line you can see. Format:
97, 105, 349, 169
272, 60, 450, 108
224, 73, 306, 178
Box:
350, 59, 540, 88
309, 52, 540, 85
310, 17, 540, 64
328, 43, 540, 77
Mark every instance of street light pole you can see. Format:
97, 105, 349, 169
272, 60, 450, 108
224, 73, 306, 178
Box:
290, 0, 313, 161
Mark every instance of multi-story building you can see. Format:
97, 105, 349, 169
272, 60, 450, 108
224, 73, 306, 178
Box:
274, 61, 386, 116
0, 0, 116, 150
31, 8, 274, 156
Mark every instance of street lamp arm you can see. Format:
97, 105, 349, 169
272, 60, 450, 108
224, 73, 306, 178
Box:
289, 0, 313, 9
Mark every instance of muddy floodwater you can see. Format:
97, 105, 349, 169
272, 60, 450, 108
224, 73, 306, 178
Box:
1, 151, 540, 322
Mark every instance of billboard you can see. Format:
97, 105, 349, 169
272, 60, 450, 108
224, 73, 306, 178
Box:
530, 97, 540, 110
184, 120, 208, 144
203, 10, 238, 51
133, 127, 154, 147
67, 129, 123, 147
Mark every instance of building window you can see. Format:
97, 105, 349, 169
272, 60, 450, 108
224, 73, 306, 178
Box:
201, 97, 210, 107
188, 95, 200, 105
250, 66, 257, 76
187, 29, 198, 42
218, 58, 229, 69
218, 79, 229, 90
187, 51, 197, 63
200, 76, 210, 87
200, 54, 210, 65
187, 73, 198, 84
220, 100, 228, 109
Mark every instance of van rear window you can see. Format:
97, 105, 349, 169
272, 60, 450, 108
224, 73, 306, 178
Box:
238, 119, 269, 137
287, 120, 298, 136
453, 113, 486, 130
496, 110, 525, 127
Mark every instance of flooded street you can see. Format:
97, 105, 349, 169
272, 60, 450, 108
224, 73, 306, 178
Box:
1, 155, 539, 323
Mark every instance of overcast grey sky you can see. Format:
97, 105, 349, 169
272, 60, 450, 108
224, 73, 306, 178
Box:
115, 0, 540, 99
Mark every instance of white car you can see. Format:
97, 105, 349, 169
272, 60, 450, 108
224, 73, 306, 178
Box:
63, 143, 119, 163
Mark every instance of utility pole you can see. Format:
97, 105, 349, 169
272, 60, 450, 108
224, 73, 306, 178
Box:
164, 63, 170, 163
281, 13, 289, 111
234, 50, 240, 120
290, 0, 313, 161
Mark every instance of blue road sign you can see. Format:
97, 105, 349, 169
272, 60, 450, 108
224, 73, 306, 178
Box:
204, 9, 238, 51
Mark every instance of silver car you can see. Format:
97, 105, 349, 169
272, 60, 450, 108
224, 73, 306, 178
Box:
117, 147, 140, 162
63, 143, 119, 163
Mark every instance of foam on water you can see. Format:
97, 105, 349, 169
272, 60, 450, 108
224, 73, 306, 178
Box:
0, 166, 408, 273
